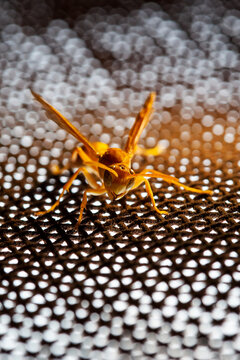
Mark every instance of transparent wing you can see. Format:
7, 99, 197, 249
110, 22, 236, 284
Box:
30, 89, 98, 160
124, 92, 156, 157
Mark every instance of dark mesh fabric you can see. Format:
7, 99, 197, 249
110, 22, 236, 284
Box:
0, 1, 240, 359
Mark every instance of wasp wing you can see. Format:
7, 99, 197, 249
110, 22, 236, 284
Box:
30, 89, 98, 160
124, 92, 156, 158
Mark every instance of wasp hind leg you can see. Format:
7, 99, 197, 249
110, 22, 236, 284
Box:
139, 169, 213, 195
51, 147, 89, 175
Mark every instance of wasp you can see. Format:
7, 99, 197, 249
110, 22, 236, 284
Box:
31, 90, 212, 227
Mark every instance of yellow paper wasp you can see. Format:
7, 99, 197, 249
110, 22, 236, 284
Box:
31, 90, 212, 227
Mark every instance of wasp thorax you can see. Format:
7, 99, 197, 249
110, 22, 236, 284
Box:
99, 148, 131, 167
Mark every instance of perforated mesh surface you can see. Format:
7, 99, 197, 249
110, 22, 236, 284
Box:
1, 1, 240, 359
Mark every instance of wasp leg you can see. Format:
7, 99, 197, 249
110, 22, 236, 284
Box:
35, 166, 100, 217
75, 146, 92, 163
76, 187, 106, 228
135, 144, 164, 157
51, 147, 91, 175
132, 175, 168, 215
139, 169, 213, 195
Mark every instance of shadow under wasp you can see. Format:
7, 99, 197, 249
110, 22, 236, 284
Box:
31, 90, 212, 227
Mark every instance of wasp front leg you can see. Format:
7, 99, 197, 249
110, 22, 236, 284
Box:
35, 166, 100, 217
76, 187, 106, 228
131, 174, 168, 215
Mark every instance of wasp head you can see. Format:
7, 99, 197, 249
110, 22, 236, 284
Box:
103, 164, 135, 201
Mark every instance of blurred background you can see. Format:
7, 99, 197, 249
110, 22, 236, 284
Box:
0, 0, 240, 359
